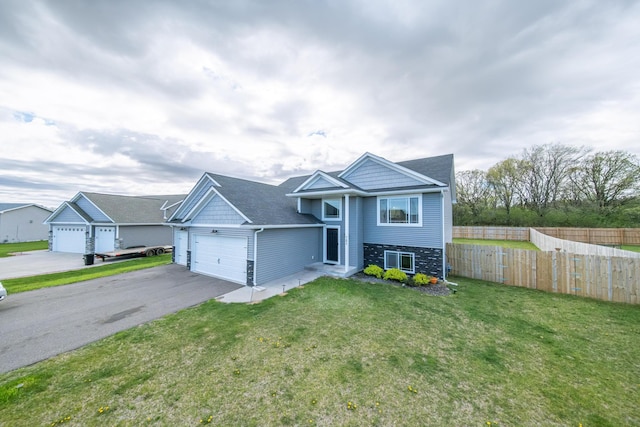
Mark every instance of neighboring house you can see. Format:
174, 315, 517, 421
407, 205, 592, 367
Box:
44, 192, 185, 254
168, 152, 455, 286
0, 203, 53, 243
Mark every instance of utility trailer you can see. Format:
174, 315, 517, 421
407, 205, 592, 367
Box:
95, 245, 173, 261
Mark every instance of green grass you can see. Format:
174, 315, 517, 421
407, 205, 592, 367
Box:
453, 238, 539, 250
1, 276, 638, 426
622, 245, 640, 253
1, 254, 172, 293
0, 240, 48, 257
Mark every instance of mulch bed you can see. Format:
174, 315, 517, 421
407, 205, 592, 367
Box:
350, 273, 452, 296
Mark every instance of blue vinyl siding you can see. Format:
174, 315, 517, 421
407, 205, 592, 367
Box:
298, 198, 312, 215
310, 199, 322, 220
50, 206, 84, 223
307, 176, 337, 190
363, 193, 443, 248
191, 195, 244, 225
341, 158, 424, 190
76, 197, 111, 222
177, 182, 210, 220
255, 228, 322, 285
348, 197, 364, 269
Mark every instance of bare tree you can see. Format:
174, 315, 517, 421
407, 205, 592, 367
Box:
570, 150, 640, 209
456, 169, 493, 217
518, 143, 588, 215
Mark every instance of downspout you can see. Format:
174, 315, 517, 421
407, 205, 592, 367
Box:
441, 189, 446, 280
344, 194, 350, 273
253, 228, 265, 286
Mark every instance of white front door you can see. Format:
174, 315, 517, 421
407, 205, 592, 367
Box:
192, 235, 247, 284
95, 227, 116, 253
52, 225, 86, 253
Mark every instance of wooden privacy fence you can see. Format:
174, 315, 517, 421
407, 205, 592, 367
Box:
446, 243, 640, 304
453, 226, 640, 245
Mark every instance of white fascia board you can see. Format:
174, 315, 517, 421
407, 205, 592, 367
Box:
366, 187, 448, 196
75, 192, 116, 223
339, 152, 447, 187
286, 189, 367, 198
244, 223, 324, 230
293, 170, 349, 193
93, 222, 167, 226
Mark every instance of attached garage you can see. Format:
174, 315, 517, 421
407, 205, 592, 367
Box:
52, 225, 86, 253
191, 234, 247, 284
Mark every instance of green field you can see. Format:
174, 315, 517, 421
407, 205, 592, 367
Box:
0, 240, 48, 257
452, 238, 539, 250
1, 275, 637, 426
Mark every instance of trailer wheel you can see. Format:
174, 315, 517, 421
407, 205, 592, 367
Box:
155, 247, 165, 255
145, 249, 155, 257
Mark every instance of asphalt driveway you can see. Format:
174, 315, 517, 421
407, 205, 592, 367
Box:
0, 264, 242, 373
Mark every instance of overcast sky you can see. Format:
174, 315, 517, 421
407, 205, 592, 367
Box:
1, 0, 639, 208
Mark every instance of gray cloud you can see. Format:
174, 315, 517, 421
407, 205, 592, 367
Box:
1, 0, 639, 205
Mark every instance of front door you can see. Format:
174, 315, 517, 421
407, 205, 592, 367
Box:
325, 227, 339, 264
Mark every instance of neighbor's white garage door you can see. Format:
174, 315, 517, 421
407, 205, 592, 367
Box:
52, 225, 86, 253
191, 235, 247, 284
95, 227, 116, 253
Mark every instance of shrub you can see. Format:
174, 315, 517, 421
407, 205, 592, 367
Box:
363, 264, 384, 279
413, 273, 430, 286
383, 268, 407, 283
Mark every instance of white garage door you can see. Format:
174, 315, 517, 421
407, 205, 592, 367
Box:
95, 227, 116, 253
192, 235, 247, 284
52, 225, 86, 253
174, 230, 188, 265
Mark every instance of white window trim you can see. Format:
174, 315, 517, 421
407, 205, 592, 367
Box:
384, 250, 415, 274
377, 194, 422, 227
322, 198, 342, 221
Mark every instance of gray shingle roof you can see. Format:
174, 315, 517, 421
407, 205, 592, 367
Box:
205, 174, 322, 226
0, 203, 51, 213
81, 193, 185, 223
281, 153, 455, 192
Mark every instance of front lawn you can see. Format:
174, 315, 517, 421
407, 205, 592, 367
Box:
0, 240, 48, 257
1, 276, 638, 426
1, 254, 173, 293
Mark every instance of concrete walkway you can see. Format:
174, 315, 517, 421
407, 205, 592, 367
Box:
218, 269, 329, 303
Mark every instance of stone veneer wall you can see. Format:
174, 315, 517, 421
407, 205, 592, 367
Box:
363, 243, 443, 278
246, 260, 254, 286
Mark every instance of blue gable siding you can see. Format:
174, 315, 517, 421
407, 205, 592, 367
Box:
50, 205, 85, 223
307, 176, 338, 190
76, 197, 110, 222
255, 228, 322, 285
178, 181, 211, 220
348, 197, 364, 269
363, 193, 443, 248
191, 195, 244, 225
298, 198, 312, 215
341, 158, 424, 190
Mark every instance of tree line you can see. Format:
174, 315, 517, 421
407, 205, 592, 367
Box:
454, 143, 640, 227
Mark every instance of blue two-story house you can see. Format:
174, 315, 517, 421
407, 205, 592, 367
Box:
168, 152, 455, 286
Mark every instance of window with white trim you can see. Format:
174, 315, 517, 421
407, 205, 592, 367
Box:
384, 250, 415, 273
322, 198, 342, 220
378, 195, 421, 225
